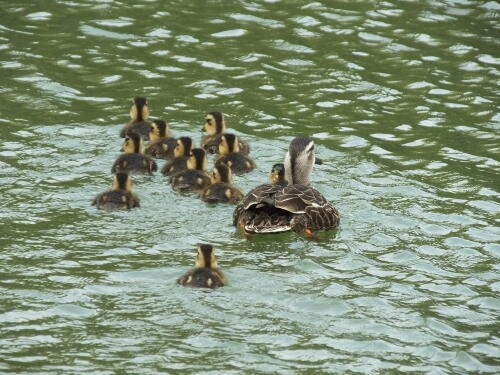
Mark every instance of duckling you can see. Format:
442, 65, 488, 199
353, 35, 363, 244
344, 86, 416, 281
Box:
177, 244, 226, 289
92, 173, 140, 209
201, 112, 250, 155
119, 97, 151, 140
170, 148, 211, 192
145, 119, 177, 159
269, 163, 287, 186
161, 136, 193, 176
215, 133, 256, 174
111, 132, 157, 175
199, 164, 244, 204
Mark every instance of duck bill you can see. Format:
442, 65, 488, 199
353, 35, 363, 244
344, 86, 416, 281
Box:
315, 157, 323, 165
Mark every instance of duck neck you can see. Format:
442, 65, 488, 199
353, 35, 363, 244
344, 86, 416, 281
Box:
284, 152, 311, 185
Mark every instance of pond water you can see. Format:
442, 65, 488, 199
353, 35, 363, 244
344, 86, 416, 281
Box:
1, 0, 499, 374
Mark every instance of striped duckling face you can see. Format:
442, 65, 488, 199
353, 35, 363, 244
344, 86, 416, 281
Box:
269, 163, 286, 184
195, 244, 218, 269
218, 133, 240, 155
187, 148, 208, 171
130, 96, 150, 122
174, 137, 193, 158
149, 120, 170, 142
210, 164, 232, 184
112, 172, 133, 192
202, 112, 225, 135
122, 132, 144, 154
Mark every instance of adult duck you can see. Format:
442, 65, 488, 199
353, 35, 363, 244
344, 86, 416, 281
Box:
233, 137, 339, 234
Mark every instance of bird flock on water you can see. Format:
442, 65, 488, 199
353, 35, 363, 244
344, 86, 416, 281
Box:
92, 97, 340, 289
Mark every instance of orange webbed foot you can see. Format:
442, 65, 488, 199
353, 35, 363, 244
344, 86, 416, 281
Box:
304, 228, 322, 242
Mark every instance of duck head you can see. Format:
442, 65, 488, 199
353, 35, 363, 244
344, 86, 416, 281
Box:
149, 120, 170, 141
187, 148, 208, 171
122, 132, 144, 154
112, 172, 133, 192
130, 97, 149, 122
202, 112, 225, 135
284, 137, 315, 185
195, 244, 218, 269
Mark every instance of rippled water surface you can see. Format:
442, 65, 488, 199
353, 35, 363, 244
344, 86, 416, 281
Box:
1, 0, 499, 373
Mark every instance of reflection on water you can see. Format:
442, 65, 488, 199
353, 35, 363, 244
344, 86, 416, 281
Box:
1, 0, 499, 373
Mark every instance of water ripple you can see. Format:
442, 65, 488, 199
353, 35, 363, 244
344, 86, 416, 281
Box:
1, 0, 499, 374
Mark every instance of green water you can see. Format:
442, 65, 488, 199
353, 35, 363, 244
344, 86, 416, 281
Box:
1, 0, 499, 373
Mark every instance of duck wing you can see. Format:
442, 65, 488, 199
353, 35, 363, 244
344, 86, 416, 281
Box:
233, 183, 291, 232
275, 184, 339, 232
239, 183, 283, 210
234, 183, 339, 233
274, 184, 329, 214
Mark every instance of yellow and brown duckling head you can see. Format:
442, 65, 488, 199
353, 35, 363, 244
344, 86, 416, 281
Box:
187, 148, 208, 171
195, 244, 218, 269
112, 172, 133, 192
122, 132, 145, 154
269, 163, 286, 184
202, 111, 225, 135
174, 136, 193, 158
218, 133, 240, 155
149, 119, 170, 141
130, 96, 150, 122
211, 164, 233, 184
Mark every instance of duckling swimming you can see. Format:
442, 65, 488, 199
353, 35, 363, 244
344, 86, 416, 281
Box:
111, 132, 157, 175
161, 136, 193, 176
170, 148, 210, 192
199, 164, 244, 204
177, 244, 226, 289
215, 133, 255, 174
201, 111, 249, 154
120, 97, 151, 140
145, 119, 177, 159
92, 173, 140, 209
233, 137, 339, 234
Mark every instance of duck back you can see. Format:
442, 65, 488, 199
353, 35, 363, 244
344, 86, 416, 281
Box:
177, 268, 225, 288
161, 156, 189, 176
202, 135, 250, 155
170, 169, 210, 191
111, 153, 157, 175
216, 152, 255, 174
145, 137, 177, 160
92, 190, 140, 210
200, 182, 244, 204
120, 121, 151, 140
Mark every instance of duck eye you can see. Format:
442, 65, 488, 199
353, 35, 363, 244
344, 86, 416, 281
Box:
205, 118, 212, 124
